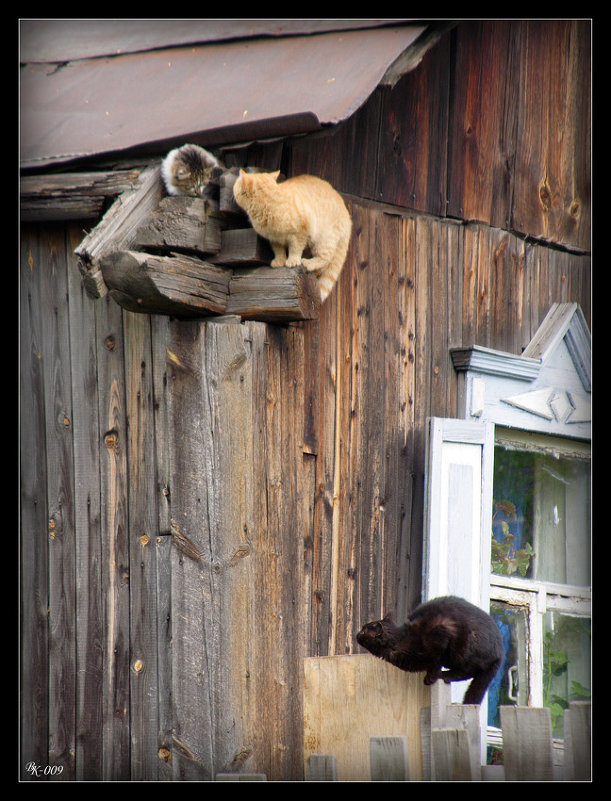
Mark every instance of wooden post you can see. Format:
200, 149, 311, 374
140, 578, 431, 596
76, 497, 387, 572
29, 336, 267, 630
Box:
431, 729, 474, 781
305, 754, 338, 781
500, 706, 554, 781
444, 704, 482, 780
563, 701, 591, 781
369, 736, 410, 781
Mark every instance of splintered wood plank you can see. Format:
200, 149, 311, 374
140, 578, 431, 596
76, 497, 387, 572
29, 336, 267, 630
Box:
303, 654, 430, 781
74, 165, 163, 298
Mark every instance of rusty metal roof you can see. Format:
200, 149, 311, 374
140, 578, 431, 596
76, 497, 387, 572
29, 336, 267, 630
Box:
20, 19, 427, 169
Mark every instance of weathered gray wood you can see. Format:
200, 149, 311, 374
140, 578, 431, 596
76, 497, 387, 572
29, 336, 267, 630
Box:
150, 314, 174, 781
100, 250, 230, 316
563, 701, 591, 781
215, 773, 267, 781
305, 754, 338, 781
95, 293, 131, 781
369, 736, 410, 781
444, 704, 482, 780
66, 225, 104, 780
134, 195, 222, 255
75, 165, 163, 298
500, 705, 554, 781
123, 312, 162, 780
40, 226, 77, 780
431, 729, 474, 781
19, 227, 50, 780
20, 169, 141, 221
212, 227, 274, 267
227, 266, 320, 322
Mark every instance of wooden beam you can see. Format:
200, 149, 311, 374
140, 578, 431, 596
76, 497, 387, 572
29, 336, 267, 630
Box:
227, 266, 320, 322
100, 250, 230, 316
212, 228, 274, 267
74, 165, 163, 298
134, 196, 222, 256
20, 169, 141, 222
99, 250, 320, 323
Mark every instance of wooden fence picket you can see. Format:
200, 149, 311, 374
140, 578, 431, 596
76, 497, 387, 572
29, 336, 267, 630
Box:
500, 706, 554, 781
563, 701, 591, 781
369, 736, 410, 781
431, 729, 474, 781
305, 754, 338, 781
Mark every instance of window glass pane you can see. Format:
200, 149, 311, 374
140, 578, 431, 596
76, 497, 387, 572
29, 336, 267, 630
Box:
492, 444, 590, 585
488, 601, 529, 727
543, 612, 591, 738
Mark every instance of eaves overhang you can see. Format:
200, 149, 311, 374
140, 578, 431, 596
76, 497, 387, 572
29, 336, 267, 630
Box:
20, 21, 428, 169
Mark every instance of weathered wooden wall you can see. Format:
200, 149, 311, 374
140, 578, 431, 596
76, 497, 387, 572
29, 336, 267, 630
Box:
20, 19, 591, 782
287, 19, 591, 253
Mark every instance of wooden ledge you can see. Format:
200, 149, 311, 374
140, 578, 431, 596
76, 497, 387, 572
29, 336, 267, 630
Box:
100, 250, 321, 323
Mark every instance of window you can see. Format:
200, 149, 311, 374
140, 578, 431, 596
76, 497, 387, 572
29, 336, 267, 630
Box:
424, 303, 591, 760
489, 429, 591, 740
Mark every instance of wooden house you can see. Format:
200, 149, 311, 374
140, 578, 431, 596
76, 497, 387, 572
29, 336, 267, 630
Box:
19, 19, 591, 781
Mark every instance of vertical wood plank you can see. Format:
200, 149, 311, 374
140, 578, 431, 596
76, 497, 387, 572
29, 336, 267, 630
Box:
306, 754, 338, 781
563, 701, 591, 781
124, 311, 160, 780
500, 705, 554, 781
66, 224, 104, 780
165, 320, 214, 780
377, 35, 451, 215
444, 704, 482, 780
95, 294, 131, 781
150, 314, 173, 780
431, 729, 474, 781
40, 225, 77, 780
20, 226, 49, 779
370, 736, 410, 781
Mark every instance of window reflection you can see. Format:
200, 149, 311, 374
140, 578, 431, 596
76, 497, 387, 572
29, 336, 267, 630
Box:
543, 612, 591, 737
492, 445, 590, 585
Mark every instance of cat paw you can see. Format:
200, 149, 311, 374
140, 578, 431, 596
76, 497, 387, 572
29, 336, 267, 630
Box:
270, 258, 286, 268
284, 257, 302, 268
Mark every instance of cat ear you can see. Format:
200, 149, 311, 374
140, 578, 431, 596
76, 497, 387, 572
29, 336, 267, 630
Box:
270, 170, 280, 181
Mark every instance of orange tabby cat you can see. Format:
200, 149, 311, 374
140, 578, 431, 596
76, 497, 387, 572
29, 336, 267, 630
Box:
233, 170, 352, 301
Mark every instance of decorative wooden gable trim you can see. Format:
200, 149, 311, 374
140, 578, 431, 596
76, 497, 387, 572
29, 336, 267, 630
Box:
23, 163, 321, 324
451, 303, 591, 440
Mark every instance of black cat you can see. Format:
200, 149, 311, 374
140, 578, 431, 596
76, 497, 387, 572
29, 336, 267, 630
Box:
356, 596, 504, 705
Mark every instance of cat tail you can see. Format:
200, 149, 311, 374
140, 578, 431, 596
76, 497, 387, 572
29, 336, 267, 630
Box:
317, 232, 351, 302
